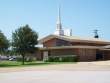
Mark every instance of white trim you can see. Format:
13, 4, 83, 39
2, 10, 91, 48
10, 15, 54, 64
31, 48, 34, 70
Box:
39, 46, 100, 50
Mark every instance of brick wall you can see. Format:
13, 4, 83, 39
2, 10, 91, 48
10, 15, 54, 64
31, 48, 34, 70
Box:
49, 49, 78, 56
43, 38, 107, 47
43, 38, 71, 47
77, 49, 96, 61
43, 38, 57, 47
40, 48, 97, 61
103, 51, 110, 60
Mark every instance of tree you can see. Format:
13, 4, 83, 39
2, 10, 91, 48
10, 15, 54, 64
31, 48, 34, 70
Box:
12, 25, 38, 64
0, 30, 9, 55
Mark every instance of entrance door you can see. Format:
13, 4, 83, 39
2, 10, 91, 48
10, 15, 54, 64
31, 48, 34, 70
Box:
96, 51, 103, 60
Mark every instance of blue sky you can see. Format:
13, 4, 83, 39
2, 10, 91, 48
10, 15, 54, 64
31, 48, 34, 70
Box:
0, 0, 110, 40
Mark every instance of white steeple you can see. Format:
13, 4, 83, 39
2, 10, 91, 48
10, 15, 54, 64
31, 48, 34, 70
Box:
54, 6, 64, 36
57, 6, 61, 29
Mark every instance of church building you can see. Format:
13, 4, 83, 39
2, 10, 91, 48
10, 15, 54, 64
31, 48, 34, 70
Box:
37, 7, 110, 61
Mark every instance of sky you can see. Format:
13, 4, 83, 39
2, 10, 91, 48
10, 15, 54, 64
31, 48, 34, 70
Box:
0, 0, 110, 40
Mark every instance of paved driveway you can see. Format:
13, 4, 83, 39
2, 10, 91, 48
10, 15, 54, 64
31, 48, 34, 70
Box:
0, 71, 110, 83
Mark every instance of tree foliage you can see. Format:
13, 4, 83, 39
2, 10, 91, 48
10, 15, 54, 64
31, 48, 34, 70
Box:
0, 30, 9, 54
12, 25, 38, 64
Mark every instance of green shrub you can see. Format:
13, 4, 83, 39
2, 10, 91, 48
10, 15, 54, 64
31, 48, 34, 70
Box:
46, 55, 78, 62
47, 56, 60, 62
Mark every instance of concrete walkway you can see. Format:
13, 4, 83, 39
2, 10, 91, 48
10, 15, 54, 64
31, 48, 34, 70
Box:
0, 71, 110, 83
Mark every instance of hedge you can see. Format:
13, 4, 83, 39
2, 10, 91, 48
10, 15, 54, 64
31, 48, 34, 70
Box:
45, 55, 78, 62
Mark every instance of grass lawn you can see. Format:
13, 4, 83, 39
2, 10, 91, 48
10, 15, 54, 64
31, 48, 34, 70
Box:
0, 61, 51, 67
0, 61, 76, 67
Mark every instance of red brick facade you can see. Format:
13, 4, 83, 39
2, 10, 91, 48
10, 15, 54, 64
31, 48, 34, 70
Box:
43, 38, 71, 47
37, 48, 97, 61
43, 38, 57, 47
43, 38, 108, 47
38, 36, 110, 61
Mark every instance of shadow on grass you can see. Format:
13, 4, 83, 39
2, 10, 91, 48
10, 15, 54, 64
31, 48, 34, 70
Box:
0, 64, 19, 67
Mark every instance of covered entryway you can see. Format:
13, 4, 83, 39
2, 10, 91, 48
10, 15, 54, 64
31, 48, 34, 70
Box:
96, 50, 104, 60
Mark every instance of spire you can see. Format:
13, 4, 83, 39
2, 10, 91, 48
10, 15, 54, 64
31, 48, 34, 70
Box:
56, 5, 62, 30
54, 5, 64, 36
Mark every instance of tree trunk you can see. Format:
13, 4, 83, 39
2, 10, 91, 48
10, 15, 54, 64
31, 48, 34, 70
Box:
22, 55, 25, 65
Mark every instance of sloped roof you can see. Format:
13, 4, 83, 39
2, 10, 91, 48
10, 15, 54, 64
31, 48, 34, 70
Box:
39, 34, 110, 45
